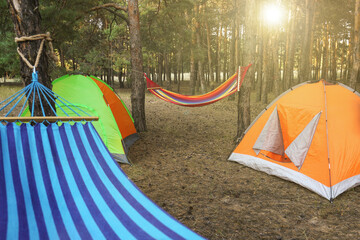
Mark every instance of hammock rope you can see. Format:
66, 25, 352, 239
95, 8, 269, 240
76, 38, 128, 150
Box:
146, 64, 251, 107
15, 32, 57, 68
1, 33, 91, 122
0, 71, 93, 121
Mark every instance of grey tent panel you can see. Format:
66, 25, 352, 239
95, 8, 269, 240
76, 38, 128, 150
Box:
285, 111, 322, 170
253, 106, 285, 156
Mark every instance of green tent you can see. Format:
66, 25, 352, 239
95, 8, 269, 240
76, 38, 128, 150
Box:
24, 74, 138, 164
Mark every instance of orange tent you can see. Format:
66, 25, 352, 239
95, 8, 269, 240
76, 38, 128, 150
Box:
89, 76, 139, 148
229, 80, 360, 201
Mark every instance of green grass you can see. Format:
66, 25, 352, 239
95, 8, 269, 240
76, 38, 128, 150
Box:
0, 85, 22, 100
0, 85, 25, 116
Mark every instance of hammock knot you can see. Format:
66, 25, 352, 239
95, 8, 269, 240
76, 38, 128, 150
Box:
15, 32, 52, 43
31, 70, 39, 82
15, 32, 57, 69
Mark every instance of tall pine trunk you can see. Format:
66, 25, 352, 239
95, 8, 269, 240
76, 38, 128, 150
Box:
205, 16, 214, 83
7, 0, 54, 116
346, 33, 353, 84
314, 37, 322, 80
256, 20, 263, 101
230, 0, 237, 75
350, 0, 360, 89
223, 26, 228, 81
228, 0, 239, 101
272, 32, 281, 96
190, 30, 196, 95
216, 24, 222, 82
195, 5, 206, 94
331, 38, 338, 81
128, 0, 147, 132
157, 53, 163, 84
299, 0, 315, 83
176, 51, 182, 92
321, 23, 329, 80
236, 0, 256, 141
284, 0, 297, 89
164, 52, 171, 89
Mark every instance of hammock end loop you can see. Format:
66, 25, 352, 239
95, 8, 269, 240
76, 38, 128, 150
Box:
31, 69, 38, 82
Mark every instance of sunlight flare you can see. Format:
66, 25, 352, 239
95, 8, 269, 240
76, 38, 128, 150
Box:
263, 4, 284, 25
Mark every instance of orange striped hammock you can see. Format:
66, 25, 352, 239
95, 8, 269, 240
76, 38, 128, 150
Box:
145, 64, 252, 107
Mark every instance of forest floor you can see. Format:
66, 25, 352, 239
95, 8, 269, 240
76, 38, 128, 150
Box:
119, 82, 360, 240
1, 82, 359, 240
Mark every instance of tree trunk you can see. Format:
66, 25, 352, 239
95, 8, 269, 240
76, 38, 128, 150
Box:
340, 49, 345, 81
350, 0, 360, 89
284, 0, 297, 89
272, 32, 281, 96
315, 37, 321, 80
236, 0, 256, 141
190, 6, 197, 95
223, 26, 228, 81
261, 33, 269, 104
299, 0, 315, 83
119, 69, 124, 88
346, 33, 353, 84
256, 21, 263, 101
59, 47, 65, 68
190, 37, 196, 95
228, 0, 238, 101
7, 0, 54, 116
321, 23, 329, 80
176, 51, 181, 92
195, 5, 206, 94
198, 61, 206, 93
157, 53, 163, 84
166, 54, 171, 86
216, 23, 222, 82
107, 68, 111, 85
128, 0, 147, 132
331, 38, 338, 81
230, 0, 237, 75
164, 52, 171, 89
173, 56, 178, 84
205, 20, 214, 83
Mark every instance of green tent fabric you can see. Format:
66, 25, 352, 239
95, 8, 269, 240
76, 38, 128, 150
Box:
24, 74, 138, 164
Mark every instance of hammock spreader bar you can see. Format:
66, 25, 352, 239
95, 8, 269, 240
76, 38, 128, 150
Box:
146, 64, 251, 107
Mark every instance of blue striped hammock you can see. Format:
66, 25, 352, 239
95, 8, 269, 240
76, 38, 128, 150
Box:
0, 70, 205, 239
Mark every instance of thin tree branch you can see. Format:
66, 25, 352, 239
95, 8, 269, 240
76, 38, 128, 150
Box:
90, 3, 127, 12
100, 7, 129, 25
89, 3, 129, 25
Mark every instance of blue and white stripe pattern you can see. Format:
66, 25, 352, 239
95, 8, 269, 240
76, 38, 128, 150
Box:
0, 122, 205, 240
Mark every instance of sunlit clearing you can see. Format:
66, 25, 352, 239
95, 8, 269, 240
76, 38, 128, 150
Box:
263, 4, 283, 25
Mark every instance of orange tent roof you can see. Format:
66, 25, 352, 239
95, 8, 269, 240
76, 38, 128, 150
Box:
90, 76, 138, 149
229, 80, 360, 201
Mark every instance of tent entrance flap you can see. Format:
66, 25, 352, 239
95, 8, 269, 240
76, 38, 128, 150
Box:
285, 111, 322, 170
253, 106, 285, 156
253, 105, 322, 169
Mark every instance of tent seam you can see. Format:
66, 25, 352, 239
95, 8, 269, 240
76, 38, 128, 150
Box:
323, 81, 333, 201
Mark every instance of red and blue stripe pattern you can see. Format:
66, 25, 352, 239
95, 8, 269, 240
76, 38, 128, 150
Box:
146, 64, 251, 107
0, 122, 205, 240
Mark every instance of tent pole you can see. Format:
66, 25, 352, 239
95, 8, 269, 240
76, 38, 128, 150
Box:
323, 80, 333, 202
237, 66, 241, 92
